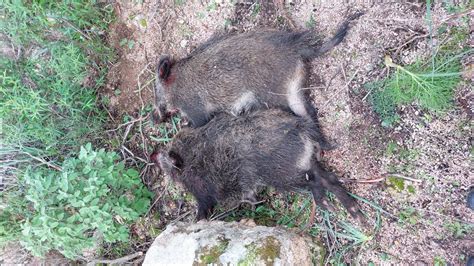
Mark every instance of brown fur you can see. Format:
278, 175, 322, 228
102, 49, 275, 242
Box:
154, 13, 363, 150
156, 109, 364, 221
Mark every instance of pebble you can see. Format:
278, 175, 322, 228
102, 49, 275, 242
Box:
180, 40, 188, 48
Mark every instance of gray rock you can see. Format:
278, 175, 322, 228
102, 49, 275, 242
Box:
143, 221, 324, 266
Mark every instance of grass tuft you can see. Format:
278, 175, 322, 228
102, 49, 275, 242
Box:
368, 50, 469, 126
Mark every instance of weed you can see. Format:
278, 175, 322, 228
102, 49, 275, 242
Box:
0, 144, 153, 259
119, 38, 135, 49
305, 14, 316, 29
398, 207, 420, 225
315, 210, 373, 264
379, 252, 391, 261
174, 0, 186, 6
0, 1, 113, 159
207, 0, 218, 12
384, 139, 421, 176
224, 19, 232, 28
196, 11, 206, 19
150, 115, 181, 144
444, 221, 473, 238
385, 140, 398, 157
273, 193, 315, 229
407, 185, 416, 194
0, 2, 152, 260
252, 3, 261, 17
442, 0, 470, 14
388, 176, 405, 191
433, 255, 447, 266
368, 52, 466, 126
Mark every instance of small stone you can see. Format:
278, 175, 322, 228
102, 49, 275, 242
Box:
180, 40, 188, 48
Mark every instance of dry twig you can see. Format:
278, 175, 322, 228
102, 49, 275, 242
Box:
87, 251, 143, 265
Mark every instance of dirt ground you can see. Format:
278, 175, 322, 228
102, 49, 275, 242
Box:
101, 1, 473, 264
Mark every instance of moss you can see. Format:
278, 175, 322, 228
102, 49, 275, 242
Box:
238, 236, 281, 266
388, 177, 405, 191
310, 242, 326, 266
196, 237, 230, 265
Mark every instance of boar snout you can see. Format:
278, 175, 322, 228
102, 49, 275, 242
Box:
152, 105, 168, 124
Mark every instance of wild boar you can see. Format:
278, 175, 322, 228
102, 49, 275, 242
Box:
155, 109, 363, 221
154, 13, 363, 141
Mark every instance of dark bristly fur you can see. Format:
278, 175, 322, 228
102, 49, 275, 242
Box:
154, 13, 363, 148
156, 109, 364, 222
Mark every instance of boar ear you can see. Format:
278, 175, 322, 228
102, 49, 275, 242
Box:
168, 150, 183, 169
158, 56, 173, 80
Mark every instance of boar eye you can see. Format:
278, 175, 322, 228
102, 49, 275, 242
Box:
158, 57, 172, 80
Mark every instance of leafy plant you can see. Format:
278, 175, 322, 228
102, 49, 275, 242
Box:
252, 3, 261, 17
398, 207, 419, 225
0, 144, 152, 259
119, 38, 135, 49
444, 221, 473, 238
305, 14, 316, 29
433, 255, 447, 266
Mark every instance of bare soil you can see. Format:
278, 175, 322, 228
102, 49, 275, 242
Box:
102, 1, 473, 264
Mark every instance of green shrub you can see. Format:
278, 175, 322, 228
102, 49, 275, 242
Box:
0, 144, 153, 259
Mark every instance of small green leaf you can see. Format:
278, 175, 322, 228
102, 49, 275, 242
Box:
127, 40, 135, 49
126, 168, 139, 178
50, 222, 59, 228
119, 38, 128, 46
79, 146, 87, 159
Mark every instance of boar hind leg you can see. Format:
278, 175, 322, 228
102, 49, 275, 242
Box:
195, 194, 217, 220
311, 165, 364, 222
185, 175, 218, 220
307, 172, 335, 213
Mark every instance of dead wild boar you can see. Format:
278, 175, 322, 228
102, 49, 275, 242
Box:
154, 109, 363, 221
154, 13, 363, 133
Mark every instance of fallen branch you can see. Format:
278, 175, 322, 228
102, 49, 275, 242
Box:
106, 115, 148, 132
20, 151, 62, 171
147, 184, 168, 215
383, 173, 422, 183
344, 173, 422, 184
88, 251, 143, 264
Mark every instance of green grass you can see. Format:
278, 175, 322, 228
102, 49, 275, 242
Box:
220, 192, 315, 229
150, 115, 182, 144
368, 52, 466, 126
0, 1, 153, 261
315, 210, 373, 264
367, 12, 471, 127
0, 1, 114, 159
